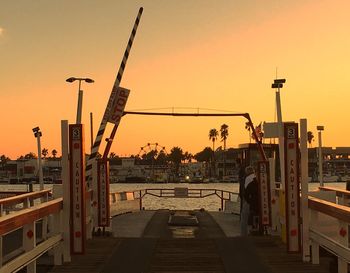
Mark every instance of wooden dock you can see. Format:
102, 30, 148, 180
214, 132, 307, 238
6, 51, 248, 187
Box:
43, 210, 335, 273
46, 237, 120, 273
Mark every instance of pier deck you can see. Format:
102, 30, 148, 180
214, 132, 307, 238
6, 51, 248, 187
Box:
46, 210, 333, 273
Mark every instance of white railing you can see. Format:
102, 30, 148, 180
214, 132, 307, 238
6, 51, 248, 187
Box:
108, 188, 239, 218
0, 189, 51, 216
109, 191, 140, 217
308, 193, 350, 273
0, 190, 64, 273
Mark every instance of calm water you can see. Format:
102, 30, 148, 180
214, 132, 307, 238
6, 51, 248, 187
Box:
0, 182, 346, 211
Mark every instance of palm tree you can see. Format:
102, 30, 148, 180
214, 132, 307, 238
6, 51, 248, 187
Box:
307, 131, 314, 147
209, 129, 219, 177
168, 147, 184, 177
220, 124, 229, 149
52, 149, 58, 158
208, 129, 219, 151
42, 148, 49, 158
220, 124, 229, 176
184, 152, 193, 163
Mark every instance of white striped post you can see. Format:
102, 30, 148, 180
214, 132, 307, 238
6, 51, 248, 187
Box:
61, 120, 71, 262
86, 7, 143, 182
300, 119, 310, 262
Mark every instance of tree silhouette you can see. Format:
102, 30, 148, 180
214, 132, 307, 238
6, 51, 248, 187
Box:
307, 131, 314, 147
168, 147, 184, 177
184, 151, 193, 163
209, 129, 219, 152
42, 148, 48, 158
194, 147, 212, 163
156, 150, 168, 165
194, 147, 212, 176
209, 128, 219, 177
24, 152, 37, 159
51, 149, 58, 158
0, 155, 10, 170
220, 124, 229, 176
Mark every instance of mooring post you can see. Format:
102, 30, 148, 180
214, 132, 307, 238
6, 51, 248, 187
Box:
139, 190, 142, 210
221, 191, 224, 211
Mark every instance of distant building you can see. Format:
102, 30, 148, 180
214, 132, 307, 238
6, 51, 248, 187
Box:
2, 145, 350, 184
0, 158, 62, 183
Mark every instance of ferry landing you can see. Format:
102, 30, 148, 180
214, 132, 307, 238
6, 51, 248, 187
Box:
46, 210, 331, 273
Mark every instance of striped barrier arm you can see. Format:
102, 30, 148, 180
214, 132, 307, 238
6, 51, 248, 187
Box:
86, 7, 143, 180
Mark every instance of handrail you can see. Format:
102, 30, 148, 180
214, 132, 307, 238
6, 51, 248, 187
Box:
109, 188, 237, 197
0, 189, 51, 206
0, 198, 63, 236
0, 234, 62, 273
108, 188, 238, 212
309, 229, 350, 263
308, 196, 350, 223
319, 186, 350, 197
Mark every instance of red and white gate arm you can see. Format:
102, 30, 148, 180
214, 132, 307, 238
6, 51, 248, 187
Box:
86, 7, 143, 177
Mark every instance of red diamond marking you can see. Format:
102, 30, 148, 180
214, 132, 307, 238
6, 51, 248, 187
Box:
75, 231, 81, 238
290, 229, 297, 236
340, 228, 347, 237
27, 230, 34, 239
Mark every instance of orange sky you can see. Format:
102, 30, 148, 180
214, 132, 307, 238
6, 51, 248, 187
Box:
1, 1, 350, 159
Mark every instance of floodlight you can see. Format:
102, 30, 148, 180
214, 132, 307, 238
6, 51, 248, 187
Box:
66, 77, 76, 83
271, 83, 283, 88
274, 79, 286, 84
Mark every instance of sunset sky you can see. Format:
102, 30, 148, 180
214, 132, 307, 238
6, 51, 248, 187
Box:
1, 0, 350, 159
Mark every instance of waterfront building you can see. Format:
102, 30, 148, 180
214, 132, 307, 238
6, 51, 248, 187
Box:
2, 145, 350, 184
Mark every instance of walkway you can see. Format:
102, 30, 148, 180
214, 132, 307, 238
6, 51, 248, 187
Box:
46, 210, 333, 273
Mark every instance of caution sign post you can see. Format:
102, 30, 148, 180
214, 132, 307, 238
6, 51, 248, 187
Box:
284, 122, 301, 252
257, 161, 271, 227
69, 124, 86, 254
97, 159, 110, 227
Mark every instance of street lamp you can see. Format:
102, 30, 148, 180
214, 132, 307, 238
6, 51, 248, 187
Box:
32, 127, 44, 190
272, 78, 286, 188
66, 77, 94, 124
317, 125, 325, 186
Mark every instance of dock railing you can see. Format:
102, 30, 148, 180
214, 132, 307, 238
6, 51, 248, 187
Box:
0, 189, 51, 216
0, 190, 64, 273
109, 188, 239, 217
308, 186, 350, 273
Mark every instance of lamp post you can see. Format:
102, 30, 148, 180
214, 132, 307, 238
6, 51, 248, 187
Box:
66, 77, 94, 124
272, 78, 286, 188
32, 127, 44, 190
317, 125, 324, 186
